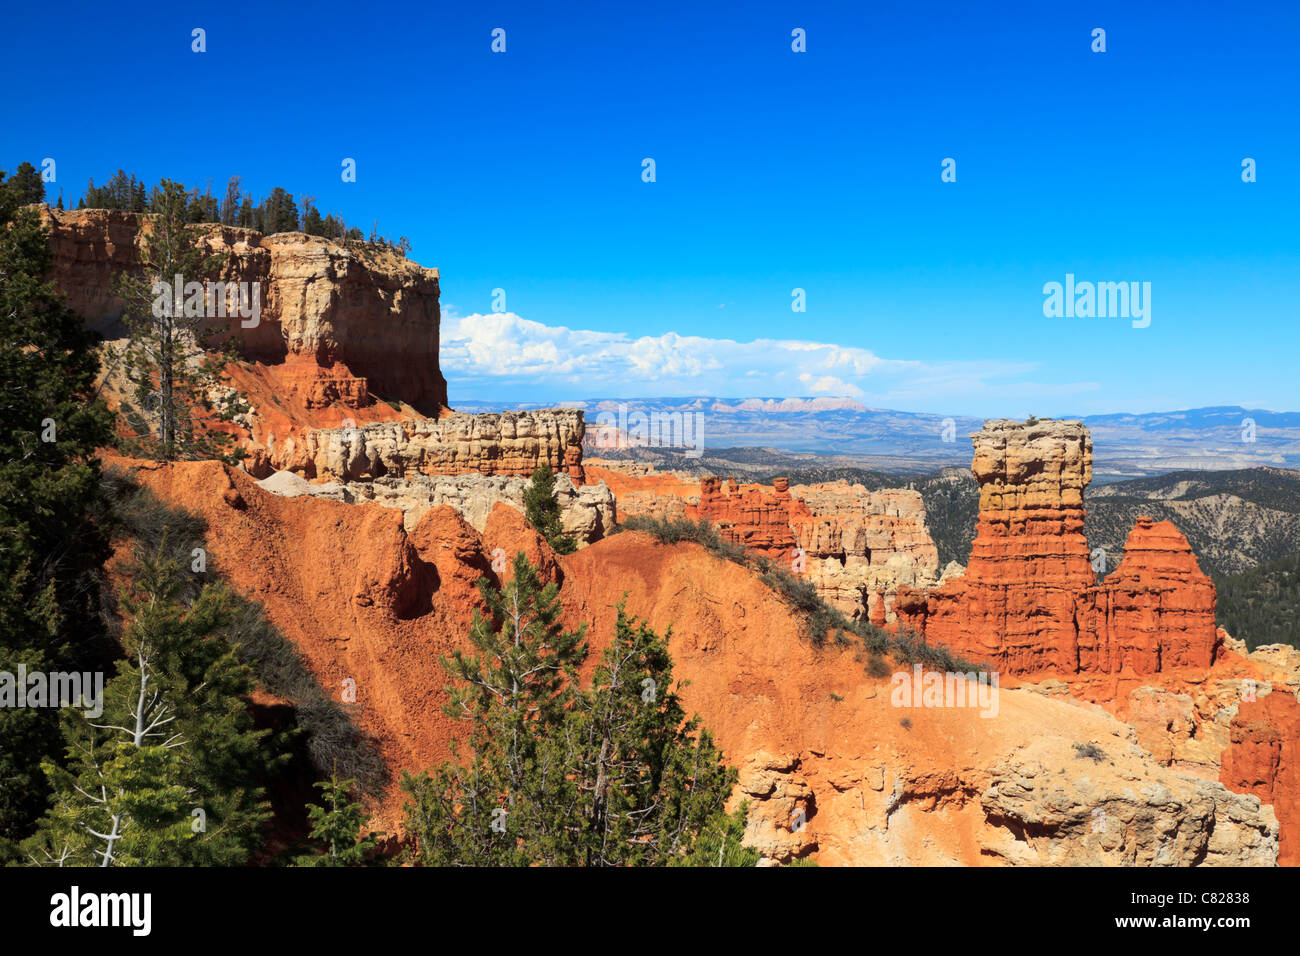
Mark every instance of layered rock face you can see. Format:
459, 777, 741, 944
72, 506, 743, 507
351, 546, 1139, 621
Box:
688, 476, 802, 558
978, 734, 1276, 866
964, 419, 1094, 589
897, 420, 1220, 677
256, 468, 615, 546
277, 409, 587, 483
788, 482, 939, 619
41, 206, 447, 412
52, 205, 605, 544
1074, 517, 1220, 674
601, 469, 942, 619
585, 463, 707, 522
1220, 688, 1300, 866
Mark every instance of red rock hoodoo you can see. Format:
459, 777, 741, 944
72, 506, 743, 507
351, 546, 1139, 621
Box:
687, 476, 805, 559
896, 419, 1219, 677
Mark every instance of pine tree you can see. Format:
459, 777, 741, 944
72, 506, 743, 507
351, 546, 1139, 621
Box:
3, 161, 45, 208
401, 563, 752, 866
0, 204, 114, 859
278, 191, 300, 232
22, 547, 274, 866
200, 182, 218, 223
261, 187, 299, 234
113, 179, 247, 463
186, 193, 207, 223
523, 465, 577, 554
24, 636, 194, 866
302, 206, 325, 237
109, 170, 131, 211
401, 553, 587, 865
220, 176, 241, 226
295, 772, 375, 866
669, 804, 760, 867
541, 605, 747, 865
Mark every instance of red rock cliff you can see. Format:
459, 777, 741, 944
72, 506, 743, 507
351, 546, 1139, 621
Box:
788, 481, 939, 619
40, 206, 447, 413
1220, 689, 1300, 866
607, 471, 941, 618
687, 476, 804, 559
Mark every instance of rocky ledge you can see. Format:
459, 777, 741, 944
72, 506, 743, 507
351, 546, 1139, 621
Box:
256, 469, 615, 547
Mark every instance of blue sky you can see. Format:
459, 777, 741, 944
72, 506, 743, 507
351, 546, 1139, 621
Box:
4, 0, 1297, 416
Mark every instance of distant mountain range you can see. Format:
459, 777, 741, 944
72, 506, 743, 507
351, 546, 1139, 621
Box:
453, 399, 1300, 482
1087, 467, 1300, 576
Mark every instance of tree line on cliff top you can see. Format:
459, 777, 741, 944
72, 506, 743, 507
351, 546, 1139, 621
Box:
0, 159, 757, 866
10, 160, 413, 255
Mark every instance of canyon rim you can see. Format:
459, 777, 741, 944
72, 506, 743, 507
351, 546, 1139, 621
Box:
2, 1, 1296, 943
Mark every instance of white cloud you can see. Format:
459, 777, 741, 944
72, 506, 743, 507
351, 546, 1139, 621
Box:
799, 373, 866, 398
440, 310, 1098, 411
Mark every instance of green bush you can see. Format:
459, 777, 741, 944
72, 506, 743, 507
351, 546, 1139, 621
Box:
1073, 742, 1106, 762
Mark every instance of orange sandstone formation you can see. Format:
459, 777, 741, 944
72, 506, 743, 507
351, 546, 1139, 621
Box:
687, 476, 804, 559
1221, 689, 1300, 866
1080, 517, 1220, 673
44, 205, 597, 486
895, 420, 1219, 677
788, 481, 939, 619
604, 467, 941, 618
115, 456, 1281, 865
584, 462, 702, 521
42, 206, 447, 412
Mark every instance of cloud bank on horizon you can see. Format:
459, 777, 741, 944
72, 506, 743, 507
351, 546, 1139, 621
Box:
440, 310, 1101, 415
